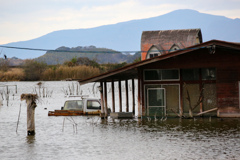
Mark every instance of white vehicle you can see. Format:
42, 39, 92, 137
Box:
48, 96, 102, 116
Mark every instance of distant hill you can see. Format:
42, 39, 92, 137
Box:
0, 57, 24, 66
3, 9, 240, 59
35, 45, 141, 65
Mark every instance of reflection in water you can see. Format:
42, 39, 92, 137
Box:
1, 82, 240, 160
26, 135, 35, 144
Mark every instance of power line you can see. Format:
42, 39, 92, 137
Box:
0, 45, 138, 54
0, 45, 208, 54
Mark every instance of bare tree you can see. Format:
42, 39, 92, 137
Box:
184, 83, 204, 118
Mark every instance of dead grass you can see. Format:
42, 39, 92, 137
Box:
0, 66, 100, 81
41, 65, 100, 80
0, 68, 25, 81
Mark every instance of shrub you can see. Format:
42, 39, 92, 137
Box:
41, 65, 100, 80
0, 59, 9, 72
22, 60, 48, 81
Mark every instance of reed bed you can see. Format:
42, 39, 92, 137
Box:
0, 65, 100, 81
42, 65, 100, 80
0, 68, 25, 81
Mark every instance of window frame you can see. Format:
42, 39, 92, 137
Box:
87, 100, 101, 110
144, 69, 180, 81
146, 46, 162, 59
147, 88, 166, 108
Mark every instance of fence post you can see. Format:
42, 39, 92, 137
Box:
21, 94, 38, 136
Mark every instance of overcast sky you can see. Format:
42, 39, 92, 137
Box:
0, 0, 240, 45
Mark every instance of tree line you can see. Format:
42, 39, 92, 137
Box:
0, 56, 141, 81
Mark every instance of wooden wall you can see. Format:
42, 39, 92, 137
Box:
217, 68, 240, 109
139, 47, 240, 116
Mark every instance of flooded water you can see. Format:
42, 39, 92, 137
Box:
0, 81, 240, 160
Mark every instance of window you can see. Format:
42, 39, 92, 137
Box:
144, 70, 161, 80
87, 100, 101, 110
149, 53, 159, 58
202, 68, 216, 80
182, 69, 199, 81
146, 46, 161, 59
144, 69, 179, 81
147, 88, 165, 107
64, 100, 83, 110
169, 44, 180, 52
162, 69, 179, 80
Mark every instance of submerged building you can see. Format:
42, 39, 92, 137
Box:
79, 29, 240, 118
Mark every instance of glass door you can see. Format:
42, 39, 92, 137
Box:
145, 85, 166, 117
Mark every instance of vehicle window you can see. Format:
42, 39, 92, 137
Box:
87, 100, 101, 110
64, 100, 83, 110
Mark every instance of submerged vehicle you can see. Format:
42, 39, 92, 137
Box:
48, 96, 101, 116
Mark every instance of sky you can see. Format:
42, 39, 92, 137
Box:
0, 0, 240, 45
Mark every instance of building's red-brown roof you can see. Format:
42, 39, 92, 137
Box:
141, 29, 202, 60
79, 40, 240, 85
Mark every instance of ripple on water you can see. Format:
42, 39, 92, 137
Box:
0, 81, 240, 160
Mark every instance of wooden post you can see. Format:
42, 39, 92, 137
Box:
111, 80, 115, 113
21, 94, 38, 136
118, 80, 122, 112
137, 69, 142, 118
104, 81, 108, 118
199, 83, 203, 114
180, 82, 184, 117
125, 80, 129, 112
100, 82, 105, 118
132, 79, 135, 115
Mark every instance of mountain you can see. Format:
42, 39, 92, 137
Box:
35, 45, 141, 65
3, 9, 240, 59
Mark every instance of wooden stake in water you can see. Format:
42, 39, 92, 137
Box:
21, 94, 38, 136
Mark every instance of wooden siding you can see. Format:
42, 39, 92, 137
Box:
140, 47, 240, 116
217, 68, 240, 109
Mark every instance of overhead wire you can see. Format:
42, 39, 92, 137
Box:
0, 45, 208, 54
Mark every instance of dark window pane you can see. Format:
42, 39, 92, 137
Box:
148, 89, 165, 107
202, 68, 216, 80
162, 69, 179, 80
182, 69, 199, 81
149, 53, 159, 58
87, 100, 101, 110
150, 54, 154, 58
144, 70, 161, 80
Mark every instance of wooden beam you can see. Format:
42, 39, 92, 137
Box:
138, 68, 142, 118
199, 82, 203, 114
100, 82, 105, 117
196, 107, 218, 116
118, 80, 122, 112
125, 80, 129, 112
111, 80, 115, 113
179, 69, 183, 117
104, 81, 108, 118
132, 79, 135, 115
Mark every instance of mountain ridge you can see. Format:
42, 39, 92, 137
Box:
2, 9, 240, 59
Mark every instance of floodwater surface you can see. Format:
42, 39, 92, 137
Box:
0, 81, 240, 160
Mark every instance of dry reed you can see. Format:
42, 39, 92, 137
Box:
0, 68, 25, 81
42, 65, 100, 80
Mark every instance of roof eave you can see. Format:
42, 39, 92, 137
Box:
79, 40, 240, 85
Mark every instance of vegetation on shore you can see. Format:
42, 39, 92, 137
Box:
0, 56, 140, 81
35, 45, 141, 65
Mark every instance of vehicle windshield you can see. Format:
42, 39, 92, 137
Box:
63, 100, 83, 110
